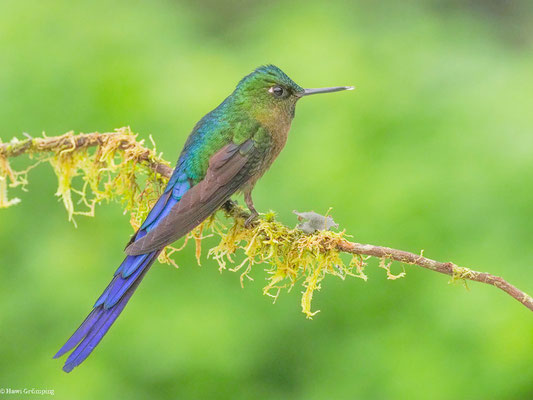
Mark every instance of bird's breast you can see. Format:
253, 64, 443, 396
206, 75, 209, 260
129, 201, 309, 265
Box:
266, 123, 290, 165
244, 122, 290, 192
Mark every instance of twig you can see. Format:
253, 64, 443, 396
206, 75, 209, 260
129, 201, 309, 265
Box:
336, 241, 533, 312
0, 129, 173, 177
2, 130, 532, 314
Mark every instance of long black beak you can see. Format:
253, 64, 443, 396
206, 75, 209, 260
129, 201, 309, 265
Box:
301, 86, 355, 97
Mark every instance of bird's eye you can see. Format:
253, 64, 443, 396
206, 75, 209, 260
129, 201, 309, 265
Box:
269, 85, 285, 97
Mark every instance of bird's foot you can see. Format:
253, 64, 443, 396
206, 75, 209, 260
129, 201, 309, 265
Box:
244, 210, 259, 228
243, 190, 259, 228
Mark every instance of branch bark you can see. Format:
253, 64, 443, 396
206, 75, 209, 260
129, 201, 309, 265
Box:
336, 241, 533, 312
0, 130, 173, 177
2, 130, 532, 313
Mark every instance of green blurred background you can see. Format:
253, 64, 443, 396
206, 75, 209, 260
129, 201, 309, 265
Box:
1, 0, 533, 398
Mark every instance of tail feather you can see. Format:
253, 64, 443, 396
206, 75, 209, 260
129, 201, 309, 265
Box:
54, 251, 159, 372
62, 263, 153, 373
54, 172, 190, 372
93, 253, 149, 308
53, 308, 104, 359
123, 253, 150, 278
112, 248, 148, 278
104, 254, 155, 309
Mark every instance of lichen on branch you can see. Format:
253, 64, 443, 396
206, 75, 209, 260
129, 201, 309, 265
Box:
207, 206, 368, 317
2, 129, 532, 316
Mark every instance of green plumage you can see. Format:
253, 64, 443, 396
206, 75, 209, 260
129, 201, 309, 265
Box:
178, 65, 304, 185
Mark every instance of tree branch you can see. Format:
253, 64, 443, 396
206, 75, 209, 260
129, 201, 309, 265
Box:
2, 130, 532, 314
0, 129, 173, 177
336, 241, 533, 312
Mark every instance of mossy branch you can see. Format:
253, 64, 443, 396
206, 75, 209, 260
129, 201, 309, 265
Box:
2, 129, 532, 316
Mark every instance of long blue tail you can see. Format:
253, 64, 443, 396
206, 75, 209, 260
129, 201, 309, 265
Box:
54, 170, 190, 372
53, 251, 159, 372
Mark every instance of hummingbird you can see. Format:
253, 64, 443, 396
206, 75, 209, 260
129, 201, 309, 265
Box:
54, 65, 353, 372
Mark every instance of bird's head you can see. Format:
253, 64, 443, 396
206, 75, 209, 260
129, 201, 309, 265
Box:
234, 65, 353, 124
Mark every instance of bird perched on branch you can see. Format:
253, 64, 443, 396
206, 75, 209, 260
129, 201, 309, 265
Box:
54, 64, 353, 372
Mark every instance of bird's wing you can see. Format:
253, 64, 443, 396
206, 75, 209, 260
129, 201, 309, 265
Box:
125, 138, 258, 255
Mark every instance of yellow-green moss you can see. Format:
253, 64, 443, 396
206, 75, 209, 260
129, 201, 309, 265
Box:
1, 129, 400, 318
206, 208, 366, 318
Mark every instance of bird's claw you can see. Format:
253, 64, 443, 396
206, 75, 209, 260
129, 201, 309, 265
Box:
244, 211, 258, 228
